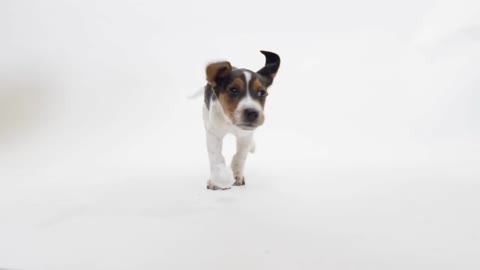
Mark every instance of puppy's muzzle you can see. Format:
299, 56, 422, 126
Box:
244, 108, 259, 122
236, 108, 263, 130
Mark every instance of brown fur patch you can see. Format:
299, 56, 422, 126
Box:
218, 92, 240, 123
250, 78, 267, 108
218, 77, 246, 123
230, 77, 245, 90
251, 79, 264, 91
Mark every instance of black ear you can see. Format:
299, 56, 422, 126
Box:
206, 61, 232, 87
257, 50, 280, 86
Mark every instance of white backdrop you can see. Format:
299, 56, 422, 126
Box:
1, 0, 479, 269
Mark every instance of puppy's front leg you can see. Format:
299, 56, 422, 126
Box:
206, 131, 235, 190
231, 134, 254, 186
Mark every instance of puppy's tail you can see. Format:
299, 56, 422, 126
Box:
186, 87, 204, 100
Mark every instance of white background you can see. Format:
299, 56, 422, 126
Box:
1, 0, 479, 269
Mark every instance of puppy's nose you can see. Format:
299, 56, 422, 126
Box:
244, 109, 259, 122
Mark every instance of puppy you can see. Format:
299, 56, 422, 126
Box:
203, 51, 280, 190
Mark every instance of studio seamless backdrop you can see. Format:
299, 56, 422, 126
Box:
1, 0, 479, 269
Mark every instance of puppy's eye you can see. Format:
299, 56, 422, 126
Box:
258, 90, 268, 97
229, 88, 239, 96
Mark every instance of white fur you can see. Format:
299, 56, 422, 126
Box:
203, 90, 256, 189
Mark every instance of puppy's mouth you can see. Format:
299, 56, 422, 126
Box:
236, 123, 258, 130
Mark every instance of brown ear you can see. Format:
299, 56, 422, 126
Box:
206, 61, 232, 86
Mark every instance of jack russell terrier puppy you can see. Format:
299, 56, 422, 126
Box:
203, 51, 280, 190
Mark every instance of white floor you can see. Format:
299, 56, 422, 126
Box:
1, 130, 479, 270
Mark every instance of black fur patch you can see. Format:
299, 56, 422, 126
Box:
204, 84, 216, 110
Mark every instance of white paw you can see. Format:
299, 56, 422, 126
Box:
206, 181, 230, 190
233, 175, 245, 186
208, 166, 235, 189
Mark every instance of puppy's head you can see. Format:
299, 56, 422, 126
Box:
206, 51, 280, 130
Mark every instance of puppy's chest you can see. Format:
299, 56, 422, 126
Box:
205, 102, 233, 131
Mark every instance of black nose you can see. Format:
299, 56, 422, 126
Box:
244, 109, 259, 122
